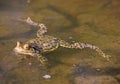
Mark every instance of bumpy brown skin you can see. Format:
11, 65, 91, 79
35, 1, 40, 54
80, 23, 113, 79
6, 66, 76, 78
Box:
14, 17, 110, 64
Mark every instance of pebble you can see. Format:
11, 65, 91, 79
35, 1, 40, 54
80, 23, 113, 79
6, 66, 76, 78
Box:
43, 74, 51, 79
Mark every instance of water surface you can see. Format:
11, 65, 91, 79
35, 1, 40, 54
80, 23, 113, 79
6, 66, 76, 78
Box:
0, 0, 120, 84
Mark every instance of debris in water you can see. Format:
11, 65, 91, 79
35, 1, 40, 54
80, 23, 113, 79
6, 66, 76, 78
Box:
96, 68, 101, 71
68, 36, 73, 40
27, 0, 31, 4
28, 62, 32, 66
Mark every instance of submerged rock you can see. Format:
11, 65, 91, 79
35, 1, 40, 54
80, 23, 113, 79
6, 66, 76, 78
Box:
74, 76, 119, 84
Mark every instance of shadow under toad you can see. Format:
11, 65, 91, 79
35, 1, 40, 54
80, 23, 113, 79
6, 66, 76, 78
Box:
0, 26, 37, 41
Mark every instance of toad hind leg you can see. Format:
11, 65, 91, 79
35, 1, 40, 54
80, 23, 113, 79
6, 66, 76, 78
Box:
59, 40, 110, 61
25, 17, 48, 36
18, 17, 47, 36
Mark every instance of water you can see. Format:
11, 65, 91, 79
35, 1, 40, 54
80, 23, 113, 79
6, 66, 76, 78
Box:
0, 0, 120, 84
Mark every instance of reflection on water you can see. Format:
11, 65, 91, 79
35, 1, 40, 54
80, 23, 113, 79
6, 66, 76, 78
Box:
0, 0, 120, 84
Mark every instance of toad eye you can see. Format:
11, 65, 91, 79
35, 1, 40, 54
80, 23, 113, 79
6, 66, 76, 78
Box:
23, 44, 30, 50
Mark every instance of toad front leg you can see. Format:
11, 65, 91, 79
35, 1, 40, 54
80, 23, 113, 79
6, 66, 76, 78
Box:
35, 54, 48, 65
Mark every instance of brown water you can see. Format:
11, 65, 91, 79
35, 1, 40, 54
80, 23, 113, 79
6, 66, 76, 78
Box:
0, 0, 120, 84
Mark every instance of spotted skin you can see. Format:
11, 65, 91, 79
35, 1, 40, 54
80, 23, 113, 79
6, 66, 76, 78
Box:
14, 17, 110, 64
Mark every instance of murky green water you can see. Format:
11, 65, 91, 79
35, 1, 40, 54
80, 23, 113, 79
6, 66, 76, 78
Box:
0, 0, 120, 84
